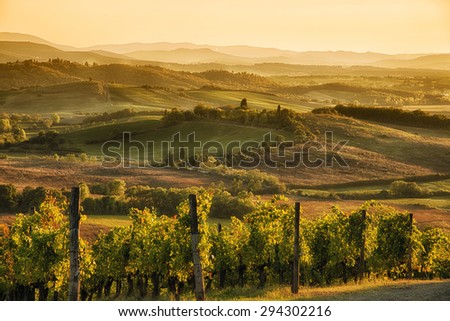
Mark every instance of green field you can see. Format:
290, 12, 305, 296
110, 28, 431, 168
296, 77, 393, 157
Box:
62, 118, 294, 160
386, 196, 450, 211
0, 81, 114, 115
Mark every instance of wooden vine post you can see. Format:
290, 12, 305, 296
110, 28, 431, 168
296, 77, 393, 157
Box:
358, 209, 367, 283
407, 213, 413, 279
68, 187, 81, 301
189, 194, 206, 301
217, 223, 226, 289
292, 201, 300, 294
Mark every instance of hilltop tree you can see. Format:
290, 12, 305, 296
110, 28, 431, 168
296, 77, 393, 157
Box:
0, 119, 12, 133
193, 104, 211, 118
12, 127, 27, 142
51, 113, 60, 125
161, 108, 185, 126
240, 98, 248, 109
389, 181, 429, 198
106, 179, 126, 197
42, 119, 53, 129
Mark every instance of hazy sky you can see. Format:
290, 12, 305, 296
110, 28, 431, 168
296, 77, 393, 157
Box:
0, 0, 449, 53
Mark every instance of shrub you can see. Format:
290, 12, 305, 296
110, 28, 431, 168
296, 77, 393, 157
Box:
127, 186, 194, 215
79, 182, 90, 200
389, 181, 430, 198
0, 184, 18, 212
106, 179, 126, 197
209, 190, 255, 219
90, 183, 107, 195
17, 186, 66, 213
161, 108, 185, 126
81, 196, 129, 215
51, 113, 60, 124
0, 119, 12, 133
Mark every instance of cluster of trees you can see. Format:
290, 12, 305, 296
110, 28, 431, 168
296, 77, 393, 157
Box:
210, 167, 286, 195
0, 185, 66, 213
28, 130, 61, 146
81, 197, 129, 216
0, 181, 258, 220
89, 180, 127, 197
194, 70, 272, 88
5, 128, 85, 154
14, 130, 77, 153
162, 103, 313, 143
1, 195, 449, 301
82, 182, 256, 218
126, 186, 194, 215
0, 116, 27, 145
210, 190, 255, 219
389, 181, 431, 198
0, 113, 59, 130
0, 112, 61, 147
293, 180, 446, 201
313, 105, 450, 129
81, 108, 153, 125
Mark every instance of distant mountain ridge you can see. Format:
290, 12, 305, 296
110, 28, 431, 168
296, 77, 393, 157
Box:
125, 48, 254, 64
0, 41, 145, 65
0, 32, 76, 51
0, 32, 449, 70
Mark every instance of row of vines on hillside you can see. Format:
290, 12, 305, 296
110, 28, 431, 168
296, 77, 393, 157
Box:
0, 192, 449, 300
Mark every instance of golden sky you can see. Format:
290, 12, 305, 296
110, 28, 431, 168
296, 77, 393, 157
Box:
0, 0, 449, 53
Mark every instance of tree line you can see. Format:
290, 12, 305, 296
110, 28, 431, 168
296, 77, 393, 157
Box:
312, 105, 450, 129
162, 103, 314, 143
0, 182, 257, 220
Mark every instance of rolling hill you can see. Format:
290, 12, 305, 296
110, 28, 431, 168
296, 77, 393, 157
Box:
0, 34, 448, 118
0, 61, 295, 114
0, 81, 109, 114
0, 59, 279, 91
1, 59, 448, 116
57, 113, 449, 185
